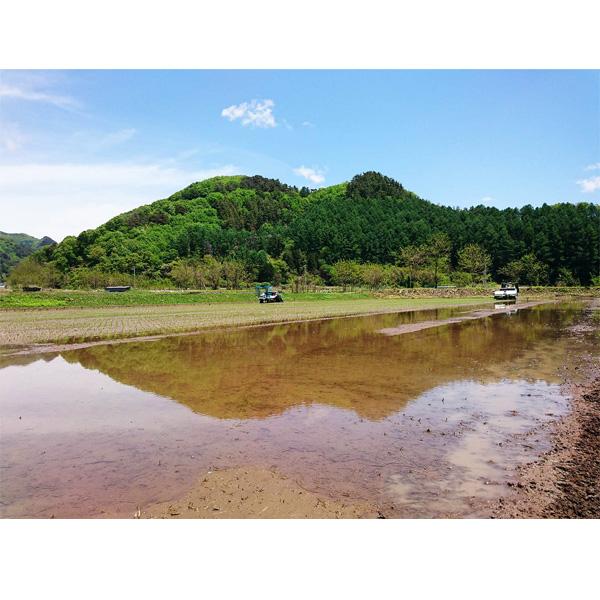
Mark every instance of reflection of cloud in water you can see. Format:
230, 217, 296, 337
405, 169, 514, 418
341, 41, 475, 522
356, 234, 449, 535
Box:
386, 380, 569, 517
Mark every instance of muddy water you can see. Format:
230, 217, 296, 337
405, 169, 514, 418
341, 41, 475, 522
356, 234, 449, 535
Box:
0, 302, 594, 518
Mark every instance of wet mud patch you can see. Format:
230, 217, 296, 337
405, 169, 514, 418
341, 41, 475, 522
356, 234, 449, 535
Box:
142, 466, 377, 519
546, 383, 600, 517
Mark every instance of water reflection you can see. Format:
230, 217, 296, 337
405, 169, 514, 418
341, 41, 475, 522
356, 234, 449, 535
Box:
0, 302, 590, 518
62, 304, 578, 420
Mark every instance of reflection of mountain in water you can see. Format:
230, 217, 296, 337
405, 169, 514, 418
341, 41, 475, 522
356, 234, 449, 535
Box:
0, 352, 58, 370
62, 306, 578, 420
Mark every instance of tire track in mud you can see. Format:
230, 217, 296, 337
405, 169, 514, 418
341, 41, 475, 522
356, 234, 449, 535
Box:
543, 382, 600, 518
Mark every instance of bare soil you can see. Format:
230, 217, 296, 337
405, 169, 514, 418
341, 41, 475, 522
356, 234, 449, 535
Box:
140, 467, 378, 519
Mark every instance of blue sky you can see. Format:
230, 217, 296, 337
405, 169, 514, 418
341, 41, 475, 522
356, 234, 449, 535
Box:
1, 70, 599, 241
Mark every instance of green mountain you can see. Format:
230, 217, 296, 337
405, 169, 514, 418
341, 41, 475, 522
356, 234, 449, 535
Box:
0, 232, 55, 279
12, 172, 600, 286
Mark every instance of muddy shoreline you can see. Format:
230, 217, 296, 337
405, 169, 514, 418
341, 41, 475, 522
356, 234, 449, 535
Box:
492, 316, 600, 518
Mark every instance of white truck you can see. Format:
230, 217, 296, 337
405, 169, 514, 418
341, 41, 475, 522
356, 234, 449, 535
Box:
493, 282, 519, 300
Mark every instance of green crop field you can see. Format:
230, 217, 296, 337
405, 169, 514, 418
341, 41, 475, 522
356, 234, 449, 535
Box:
0, 288, 376, 309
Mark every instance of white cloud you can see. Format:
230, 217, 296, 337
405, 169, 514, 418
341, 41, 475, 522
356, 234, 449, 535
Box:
221, 99, 277, 128
0, 83, 79, 110
71, 127, 137, 150
479, 196, 495, 205
584, 162, 600, 171
577, 175, 600, 193
0, 162, 237, 241
98, 127, 137, 147
293, 165, 325, 185
301, 121, 315, 128
0, 121, 26, 152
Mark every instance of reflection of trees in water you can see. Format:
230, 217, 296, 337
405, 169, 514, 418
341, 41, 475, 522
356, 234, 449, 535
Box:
62, 306, 579, 420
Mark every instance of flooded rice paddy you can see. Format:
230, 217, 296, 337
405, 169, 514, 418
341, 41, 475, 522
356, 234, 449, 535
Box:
0, 302, 595, 518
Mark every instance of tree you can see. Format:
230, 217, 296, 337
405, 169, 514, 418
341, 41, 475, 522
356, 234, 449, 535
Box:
426, 233, 451, 288
458, 244, 492, 284
519, 253, 549, 285
498, 259, 522, 283
7, 256, 64, 288
170, 258, 207, 289
19, 173, 600, 288
222, 259, 247, 289
555, 267, 579, 287
360, 263, 387, 289
451, 271, 474, 287
399, 245, 427, 288
202, 255, 222, 289
51, 236, 80, 271
68, 267, 111, 289
346, 171, 404, 200
170, 260, 193, 288
499, 253, 549, 285
330, 260, 361, 291
290, 270, 322, 292
268, 257, 290, 285
385, 265, 405, 288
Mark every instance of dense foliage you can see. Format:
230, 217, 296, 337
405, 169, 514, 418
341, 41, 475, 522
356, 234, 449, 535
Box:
8, 172, 600, 288
0, 232, 55, 279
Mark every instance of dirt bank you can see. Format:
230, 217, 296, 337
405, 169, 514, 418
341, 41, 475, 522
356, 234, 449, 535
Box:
378, 300, 549, 336
493, 307, 600, 518
140, 467, 378, 519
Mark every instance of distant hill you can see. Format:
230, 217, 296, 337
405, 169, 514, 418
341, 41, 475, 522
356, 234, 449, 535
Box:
10, 172, 600, 286
0, 232, 55, 279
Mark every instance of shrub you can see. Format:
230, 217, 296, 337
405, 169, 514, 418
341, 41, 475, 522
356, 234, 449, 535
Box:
7, 257, 64, 288
555, 267, 579, 287
330, 260, 362, 290
451, 271, 474, 287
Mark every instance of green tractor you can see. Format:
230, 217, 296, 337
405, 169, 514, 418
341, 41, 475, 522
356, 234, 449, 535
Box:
255, 283, 283, 303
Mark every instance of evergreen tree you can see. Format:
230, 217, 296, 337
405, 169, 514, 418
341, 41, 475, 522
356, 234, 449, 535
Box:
426, 233, 451, 288
15, 173, 599, 288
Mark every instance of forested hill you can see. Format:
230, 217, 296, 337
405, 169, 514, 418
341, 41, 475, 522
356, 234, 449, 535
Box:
0, 232, 55, 279
14, 172, 600, 287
